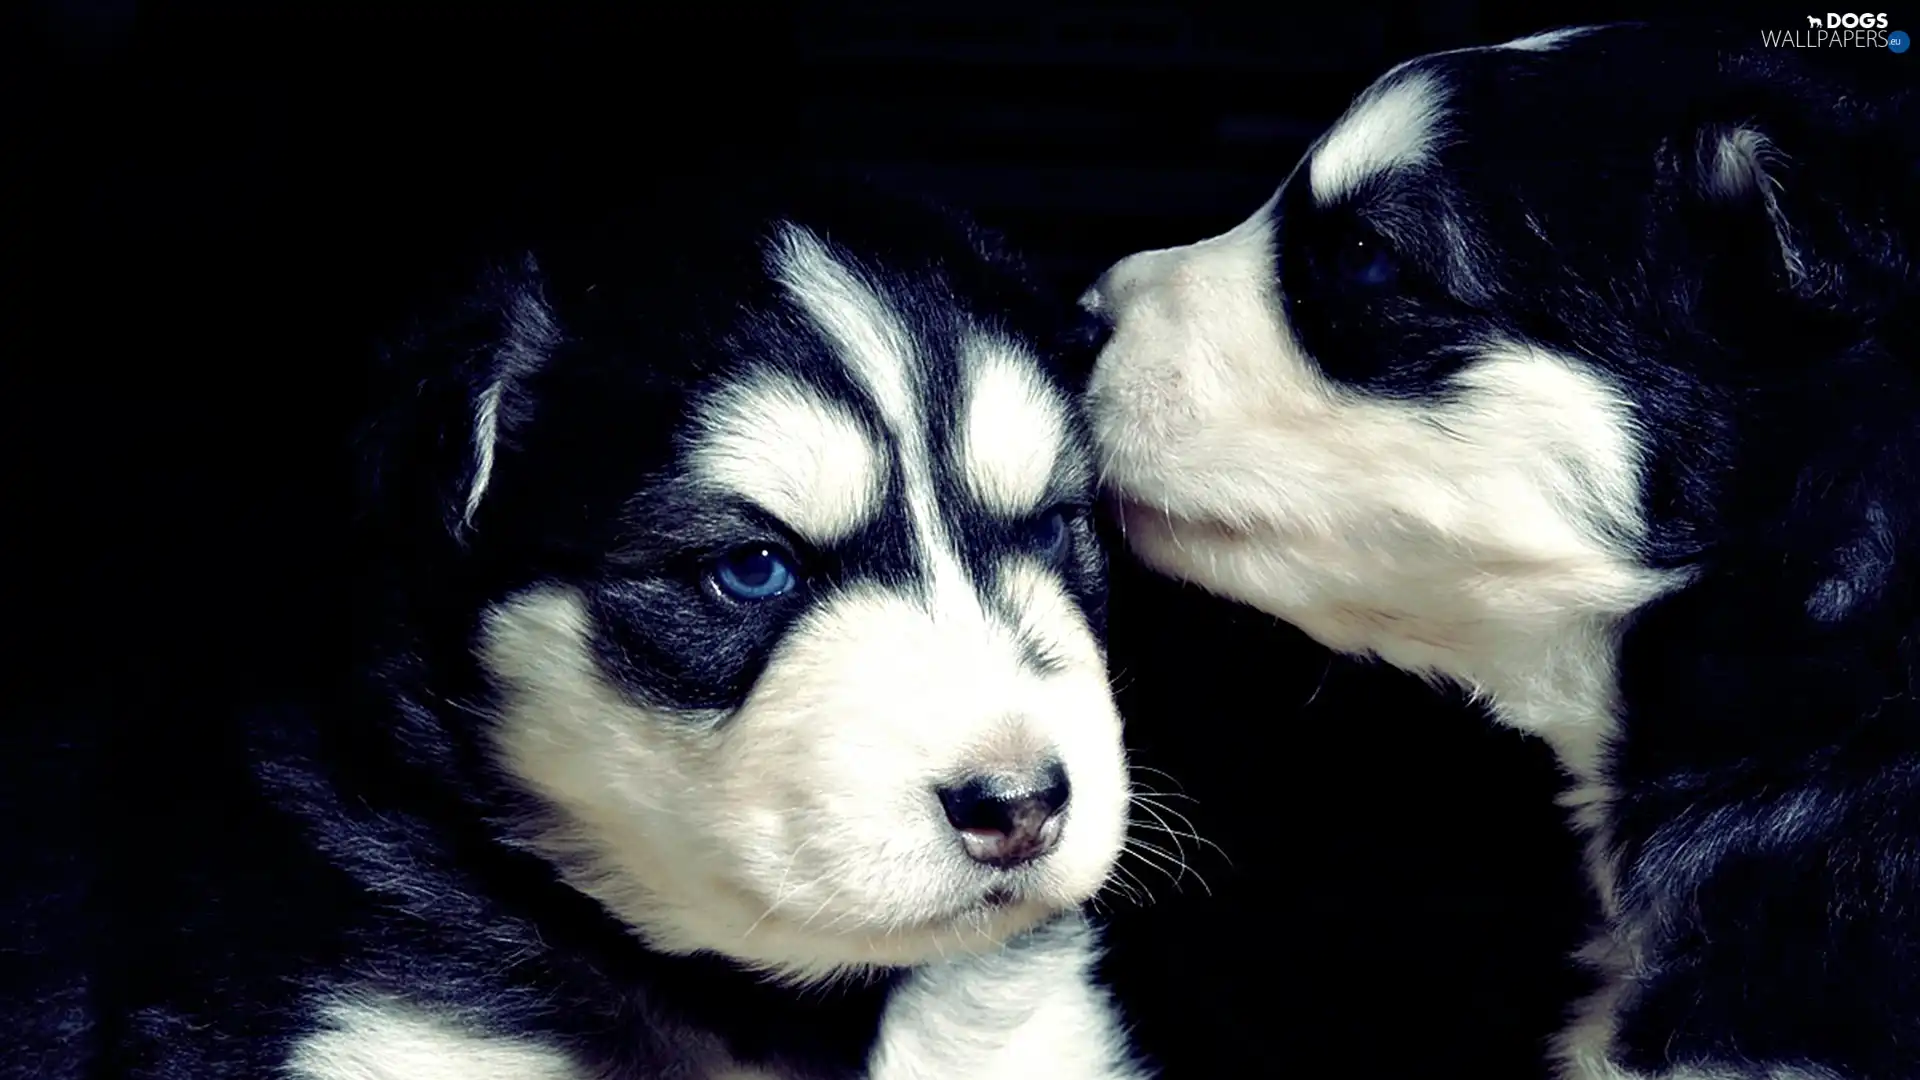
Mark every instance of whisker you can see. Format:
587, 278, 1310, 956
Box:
1125, 835, 1187, 875
1128, 764, 1193, 795
1125, 835, 1214, 898
1132, 823, 1229, 887
1100, 868, 1147, 908
1129, 786, 1201, 805
1132, 796, 1232, 866
743, 837, 816, 940
798, 883, 846, 932
1302, 653, 1337, 709
1111, 861, 1159, 908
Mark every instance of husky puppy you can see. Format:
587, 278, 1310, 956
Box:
13, 175, 1148, 1080
1081, 23, 1920, 1080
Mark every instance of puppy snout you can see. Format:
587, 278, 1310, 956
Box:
1087, 247, 1180, 321
936, 761, 1071, 870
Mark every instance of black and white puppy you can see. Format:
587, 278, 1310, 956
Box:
1082, 23, 1920, 1080
67, 178, 1147, 1079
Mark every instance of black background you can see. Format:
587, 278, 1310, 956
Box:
20, 1, 1854, 1076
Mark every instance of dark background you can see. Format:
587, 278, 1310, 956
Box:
20, 1, 1811, 1076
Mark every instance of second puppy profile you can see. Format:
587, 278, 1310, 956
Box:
1085, 22, 1920, 1080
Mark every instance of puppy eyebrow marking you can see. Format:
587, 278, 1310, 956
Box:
770, 224, 975, 606
689, 372, 887, 546
1309, 71, 1449, 206
955, 335, 1068, 518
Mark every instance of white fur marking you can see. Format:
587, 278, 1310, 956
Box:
285, 996, 586, 1080
1309, 71, 1448, 204
1299, 25, 1595, 209
691, 373, 887, 544
771, 226, 919, 460
467, 381, 506, 527
771, 225, 975, 606
957, 337, 1068, 517
1705, 126, 1807, 285
997, 557, 1109, 674
464, 282, 562, 531
867, 915, 1149, 1080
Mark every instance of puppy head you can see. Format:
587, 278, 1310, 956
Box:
361, 185, 1129, 983
1082, 24, 1916, 701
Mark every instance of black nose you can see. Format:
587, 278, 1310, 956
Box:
936, 762, 1072, 869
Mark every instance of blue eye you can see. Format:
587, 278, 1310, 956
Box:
1029, 509, 1073, 561
710, 544, 799, 602
1336, 233, 1400, 288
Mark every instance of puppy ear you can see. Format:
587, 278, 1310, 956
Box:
355, 254, 561, 553
1687, 122, 1815, 296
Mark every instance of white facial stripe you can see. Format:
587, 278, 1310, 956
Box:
957, 337, 1068, 517
772, 225, 975, 605
1308, 70, 1448, 205
772, 227, 921, 434
691, 374, 886, 545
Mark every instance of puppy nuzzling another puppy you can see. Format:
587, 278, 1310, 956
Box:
1085, 23, 1920, 1080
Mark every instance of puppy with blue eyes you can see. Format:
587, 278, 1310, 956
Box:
31, 176, 1148, 1079
1084, 22, 1920, 1080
